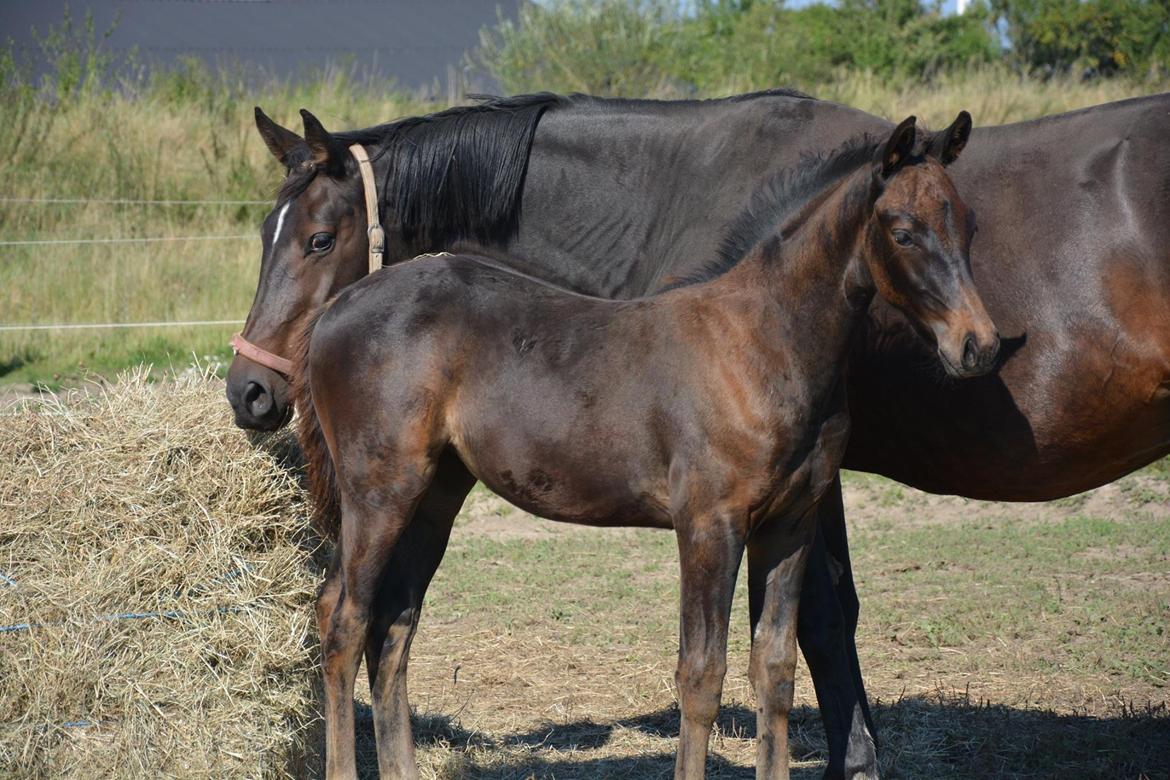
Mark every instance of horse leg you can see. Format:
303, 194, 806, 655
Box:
747, 508, 818, 780
822, 476, 878, 775
319, 466, 436, 780
673, 514, 746, 780
365, 451, 474, 779
797, 477, 877, 779
315, 549, 345, 767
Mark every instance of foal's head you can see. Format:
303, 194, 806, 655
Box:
860, 113, 999, 378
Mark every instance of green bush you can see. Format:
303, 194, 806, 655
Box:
477, 0, 999, 95
477, 0, 1169, 94
988, 0, 1170, 76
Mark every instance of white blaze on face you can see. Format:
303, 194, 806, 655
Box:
272, 201, 292, 247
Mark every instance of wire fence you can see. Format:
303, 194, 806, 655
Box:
0, 197, 270, 206
0, 320, 244, 333
2, 196, 263, 333
0, 235, 255, 246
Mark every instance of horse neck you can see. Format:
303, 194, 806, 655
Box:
721, 166, 876, 369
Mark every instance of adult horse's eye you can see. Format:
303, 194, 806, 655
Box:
309, 233, 334, 253
892, 229, 914, 247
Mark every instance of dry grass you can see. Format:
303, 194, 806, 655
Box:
0, 77, 437, 387
1, 376, 1167, 778
0, 370, 323, 778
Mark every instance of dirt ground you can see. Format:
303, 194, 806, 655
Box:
344, 471, 1170, 779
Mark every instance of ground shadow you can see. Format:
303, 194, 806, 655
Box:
308, 692, 1168, 779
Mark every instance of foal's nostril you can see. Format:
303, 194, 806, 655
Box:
962, 334, 978, 371
243, 381, 273, 417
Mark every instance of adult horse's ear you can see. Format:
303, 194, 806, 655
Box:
929, 110, 972, 165
880, 115, 917, 178
300, 109, 347, 177
255, 107, 305, 170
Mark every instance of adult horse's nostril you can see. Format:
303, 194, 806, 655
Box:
243, 381, 273, 417
962, 334, 978, 371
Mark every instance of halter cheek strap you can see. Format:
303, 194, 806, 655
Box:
348, 143, 384, 274
231, 143, 383, 377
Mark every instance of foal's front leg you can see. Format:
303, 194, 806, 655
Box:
320, 485, 430, 780
674, 513, 747, 780
747, 508, 818, 780
365, 453, 475, 780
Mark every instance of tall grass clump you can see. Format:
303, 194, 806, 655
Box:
0, 12, 438, 387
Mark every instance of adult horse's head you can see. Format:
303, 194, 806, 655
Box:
227, 98, 554, 430
226, 108, 378, 430
862, 112, 999, 378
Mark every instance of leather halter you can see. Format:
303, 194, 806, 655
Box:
230, 144, 384, 377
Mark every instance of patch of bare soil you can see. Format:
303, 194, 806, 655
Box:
841, 471, 1170, 529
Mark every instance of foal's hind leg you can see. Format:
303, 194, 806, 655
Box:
747, 508, 818, 780
673, 512, 747, 780
365, 451, 475, 779
319, 457, 441, 780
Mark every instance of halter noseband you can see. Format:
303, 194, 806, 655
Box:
230, 143, 383, 378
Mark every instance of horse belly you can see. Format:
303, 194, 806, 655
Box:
845, 305, 1170, 500
474, 463, 672, 528
448, 382, 673, 528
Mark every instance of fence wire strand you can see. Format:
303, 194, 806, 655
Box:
0, 197, 269, 206
0, 320, 243, 332
0, 200, 261, 335
0, 235, 255, 246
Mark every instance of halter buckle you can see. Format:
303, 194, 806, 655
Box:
367, 224, 385, 271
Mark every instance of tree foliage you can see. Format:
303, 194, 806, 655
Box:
476, 0, 1169, 96
988, 0, 1170, 76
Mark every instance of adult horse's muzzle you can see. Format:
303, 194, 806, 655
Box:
226, 349, 294, 431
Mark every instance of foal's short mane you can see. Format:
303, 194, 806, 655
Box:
663, 134, 882, 290
276, 88, 818, 252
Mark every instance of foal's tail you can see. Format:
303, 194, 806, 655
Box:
292, 304, 341, 540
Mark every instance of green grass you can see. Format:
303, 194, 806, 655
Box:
371, 469, 1170, 779
0, 52, 438, 387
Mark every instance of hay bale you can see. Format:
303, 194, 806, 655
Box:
0, 369, 323, 778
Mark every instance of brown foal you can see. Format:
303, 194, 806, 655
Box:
294, 114, 998, 779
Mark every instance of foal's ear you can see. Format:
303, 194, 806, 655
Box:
880, 116, 917, 178
300, 109, 348, 177
255, 107, 305, 170
929, 110, 973, 166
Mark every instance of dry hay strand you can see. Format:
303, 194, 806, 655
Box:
0, 368, 323, 778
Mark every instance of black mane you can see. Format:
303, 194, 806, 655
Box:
347, 93, 562, 247
662, 134, 881, 290
277, 87, 820, 252
560, 86, 815, 110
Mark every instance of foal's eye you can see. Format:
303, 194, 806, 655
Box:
308, 233, 334, 253
892, 229, 914, 247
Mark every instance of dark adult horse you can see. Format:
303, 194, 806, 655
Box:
296, 116, 994, 780
227, 90, 1170, 779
